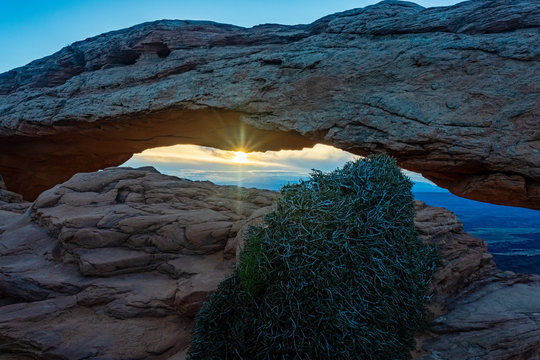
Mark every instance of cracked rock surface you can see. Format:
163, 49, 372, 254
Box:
412, 201, 540, 360
0, 0, 538, 209
0, 167, 276, 359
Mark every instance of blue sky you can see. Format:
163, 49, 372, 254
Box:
0, 0, 461, 73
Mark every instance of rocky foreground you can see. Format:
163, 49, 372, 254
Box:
0, 167, 539, 359
0, 0, 538, 208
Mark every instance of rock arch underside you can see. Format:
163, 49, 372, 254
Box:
0, 0, 539, 209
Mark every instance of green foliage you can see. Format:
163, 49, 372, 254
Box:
188, 155, 438, 360
237, 226, 264, 301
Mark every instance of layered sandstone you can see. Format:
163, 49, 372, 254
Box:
0, 167, 276, 359
0, 0, 538, 208
412, 202, 540, 359
0, 167, 538, 359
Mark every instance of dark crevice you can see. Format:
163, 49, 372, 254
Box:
258, 58, 283, 66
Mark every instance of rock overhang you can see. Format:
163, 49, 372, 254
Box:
0, 0, 538, 209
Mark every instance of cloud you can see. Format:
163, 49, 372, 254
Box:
124, 144, 435, 190
247, 144, 358, 172
402, 170, 435, 185
133, 144, 284, 167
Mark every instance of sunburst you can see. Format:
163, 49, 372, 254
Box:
231, 151, 249, 164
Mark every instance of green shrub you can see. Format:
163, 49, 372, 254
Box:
188, 155, 438, 360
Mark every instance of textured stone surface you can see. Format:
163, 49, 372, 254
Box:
0, 167, 276, 359
413, 201, 496, 316
413, 201, 540, 359
0, 187, 29, 214
0, 0, 538, 208
0, 174, 30, 213
414, 273, 540, 360
0, 167, 538, 359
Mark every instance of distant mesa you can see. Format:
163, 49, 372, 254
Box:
0, 0, 538, 209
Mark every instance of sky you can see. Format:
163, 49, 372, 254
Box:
0, 0, 461, 74
123, 144, 442, 191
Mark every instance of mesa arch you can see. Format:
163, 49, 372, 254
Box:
0, 0, 538, 209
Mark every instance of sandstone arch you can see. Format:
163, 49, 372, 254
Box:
0, 0, 538, 209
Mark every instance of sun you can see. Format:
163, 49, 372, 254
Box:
231, 151, 249, 164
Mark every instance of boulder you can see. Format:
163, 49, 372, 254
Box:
411, 203, 539, 359
414, 272, 540, 360
0, 0, 538, 209
0, 167, 276, 359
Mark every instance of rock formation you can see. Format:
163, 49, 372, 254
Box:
412, 202, 540, 359
0, 0, 538, 209
0, 167, 276, 359
0, 167, 538, 359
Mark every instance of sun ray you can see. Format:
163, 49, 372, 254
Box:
232, 151, 249, 164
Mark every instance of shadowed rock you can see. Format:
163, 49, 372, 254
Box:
413, 202, 540, 359
0, 0, 538, 209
